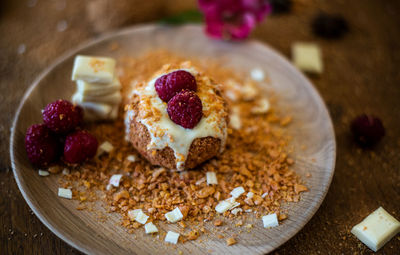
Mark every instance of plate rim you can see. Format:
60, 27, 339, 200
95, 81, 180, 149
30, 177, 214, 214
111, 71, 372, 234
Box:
10, 23, 336, 254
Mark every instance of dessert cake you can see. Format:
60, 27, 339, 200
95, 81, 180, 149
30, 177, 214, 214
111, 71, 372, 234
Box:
124, 62, 229, 170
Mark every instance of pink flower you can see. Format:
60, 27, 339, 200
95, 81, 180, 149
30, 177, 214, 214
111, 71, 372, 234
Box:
198, 0, 271, 40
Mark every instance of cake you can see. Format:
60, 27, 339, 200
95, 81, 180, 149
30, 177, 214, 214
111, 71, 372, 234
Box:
124, 62, 229, 170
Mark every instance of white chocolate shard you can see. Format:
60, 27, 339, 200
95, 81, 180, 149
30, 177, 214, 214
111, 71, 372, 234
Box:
76, 78, 121, 97
231, 208, 243, 215
128, 209, 143, 221
230, 186, 245, 198
292, 42, 323, 74
72, 91, 121, 105
229, 106, 241, 130
109, 174, 123, 187
215, 200, 233, 214
262, 213, 279, 228
126, 155, 136, 162
206, 172, 218, 185
241, 82, 258, 101
351, 207, 400, 252
38, 170, 49, 176
251, 98, 270, 114
97, 141, 114, 156
144, 222, 158, 234
215, 197, 240, 214
246, 192, 254, 199
62, 168, 70, 175
165, 207, 183, 223
165, 231, 180, 244
135, 210, 149, 224
72, 55, 116, 83
58, 188, 72, 199
77, 101, 113, 118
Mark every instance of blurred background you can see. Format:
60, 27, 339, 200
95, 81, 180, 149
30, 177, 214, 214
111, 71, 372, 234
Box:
1, 0, 399, 254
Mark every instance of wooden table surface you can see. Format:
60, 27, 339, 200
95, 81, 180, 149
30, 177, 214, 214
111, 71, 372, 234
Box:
1, 0, 399, 254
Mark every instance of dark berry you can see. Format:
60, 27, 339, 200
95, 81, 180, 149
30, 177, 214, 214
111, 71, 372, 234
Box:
312, 13, 348, 39
43, 99, 83, 134
269, 0, 292, 14
351, 114, 385, 147
25, 124, 60, 167
155, 70, 197, 102
63, 130, 98, 164
167, 90, 203, 129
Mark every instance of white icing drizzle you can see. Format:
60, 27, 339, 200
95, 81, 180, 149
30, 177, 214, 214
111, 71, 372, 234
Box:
125, 68, 227, 171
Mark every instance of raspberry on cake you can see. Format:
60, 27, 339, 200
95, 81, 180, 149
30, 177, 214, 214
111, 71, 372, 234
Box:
124, 62, 229, 171
155, 70, 197, 102
167, 90, 203, 129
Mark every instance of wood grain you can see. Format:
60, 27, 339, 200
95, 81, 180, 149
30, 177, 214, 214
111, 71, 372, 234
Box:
10, 25, 335, 254
2, 1, 400, 254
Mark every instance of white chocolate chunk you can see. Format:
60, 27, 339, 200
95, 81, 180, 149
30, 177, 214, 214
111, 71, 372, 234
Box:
230, 186, 245, 198
262, 192, 269, 198
224, 79, 241, 102
215, 197, 239, 214
38, 170, 49, 176
246, 192, 254, 199
72, 91, 121, 105
215, 200, 233, 214
241, 82, 258, 101
62, 168, 70, 175
135, 210, 149, 224
72, 55, 116, 83
128, 209, 143, 221
165, 207, 183, 223
165, 231, 180, 244
251, 98, 270, 114
206, 172, 218, 185
58, 188, 72, 199
262, 213, 279, 228
231, 208, 243, 215
351, 207, 400, 252
292, 42, 323, 74
126, 155, 136, 162
76, 78, 121, 97
97, 141, 114, 156
109, 174, 123, 187
250, 68, 265, 82
230, 201, 241, 210
229, 106, 241, 130
144, 222, 158, 234
76, 101, 113, 118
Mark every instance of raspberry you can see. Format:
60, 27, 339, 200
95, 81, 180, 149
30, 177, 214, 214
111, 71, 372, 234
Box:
167, 90, 203, 129
155, 70, 197, 102
43, 99, 83, 134
351, 114, 385, 147
25, 124, 60, 167
63, 130, 98, 164
312, 13, 348, 39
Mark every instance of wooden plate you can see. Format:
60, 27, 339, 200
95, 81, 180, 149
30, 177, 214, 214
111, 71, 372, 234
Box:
10, 24, 336, 254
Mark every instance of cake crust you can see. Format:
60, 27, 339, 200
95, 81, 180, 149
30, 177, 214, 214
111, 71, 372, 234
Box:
128, 116, 222, 169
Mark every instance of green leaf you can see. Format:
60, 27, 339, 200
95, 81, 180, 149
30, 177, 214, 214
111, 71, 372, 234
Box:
159, 9, 203, 25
